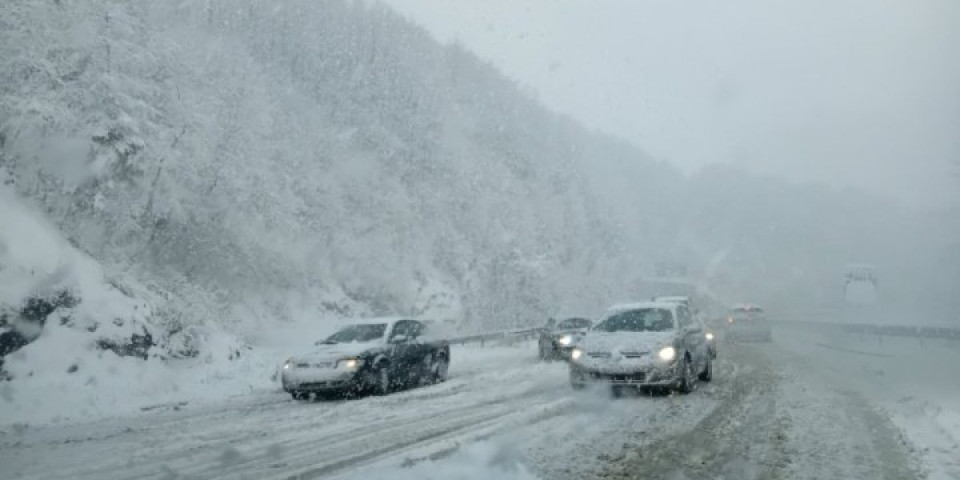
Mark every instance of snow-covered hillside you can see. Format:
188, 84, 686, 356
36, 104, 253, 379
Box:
0, 0, 957, 423
0, 0, 642, 335
0, 185, 289, 424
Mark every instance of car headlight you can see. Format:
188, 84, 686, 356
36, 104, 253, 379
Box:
557, 335, 573, 346
283, 359, 293, 370
336, 357, 363, 370
570, 348, 583, 361
705, 332, 715, 341
658, 346, 676, 362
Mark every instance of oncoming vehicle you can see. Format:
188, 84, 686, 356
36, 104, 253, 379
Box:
539, 317, 593, 361
281, 318, 450, 399
725, 304, 773, 342
569, 302, 712, 395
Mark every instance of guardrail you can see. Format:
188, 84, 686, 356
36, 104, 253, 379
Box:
838, 323, 960, 340
770, 317, 960, 341
441, 327, 539, 346
445, 327, 541, 347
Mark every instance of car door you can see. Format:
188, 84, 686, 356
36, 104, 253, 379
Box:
677, 307, 707, 369
407, 320, 431, 380
387, 321, 413, 378
388, 320, 422, 384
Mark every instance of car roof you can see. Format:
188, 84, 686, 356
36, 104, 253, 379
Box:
556, 317, 592, 325
607, 301, 679, 312
653, 296, 690, 304
340, 317, 422, 327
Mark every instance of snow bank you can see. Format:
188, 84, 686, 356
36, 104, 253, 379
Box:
774, 323, 960, 479
1, 327, 285, 428
0, 188, 284, 426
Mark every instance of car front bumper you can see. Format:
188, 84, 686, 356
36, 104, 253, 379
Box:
569, 361, 683, 387
552, 344, 577, 359
281, 368, 371, 393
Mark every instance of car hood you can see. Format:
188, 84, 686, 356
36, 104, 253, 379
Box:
579, 331, 676, 354
290, 342, 382, 363
552, 328, 589, 336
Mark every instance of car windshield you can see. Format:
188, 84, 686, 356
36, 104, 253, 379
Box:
557, 318, 591, 329
323, 324, 387, 344
595, 309, 675, 332
657, 297, 689, 305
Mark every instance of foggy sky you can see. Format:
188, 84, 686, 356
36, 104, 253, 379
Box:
382, 0, 960, 208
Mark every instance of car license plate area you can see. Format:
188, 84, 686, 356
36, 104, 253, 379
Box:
301, 380, 346, 389
593, 372, 646, 384
296, 362, 334, 369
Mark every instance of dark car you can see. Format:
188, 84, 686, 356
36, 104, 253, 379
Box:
281, 318, 450, 399
539, 317, 593, 361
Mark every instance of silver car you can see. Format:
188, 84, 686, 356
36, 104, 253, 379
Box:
569, 302, 713, 395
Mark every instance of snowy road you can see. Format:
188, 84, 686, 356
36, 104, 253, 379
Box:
1, 326, 955, 480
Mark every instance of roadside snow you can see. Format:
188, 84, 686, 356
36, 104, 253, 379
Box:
0, 325, 283, 427
0, 342, 560, 480
0, 187, 282, 427
774, 323, 960, 480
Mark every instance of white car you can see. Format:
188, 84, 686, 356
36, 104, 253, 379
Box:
569, 302, 713, 395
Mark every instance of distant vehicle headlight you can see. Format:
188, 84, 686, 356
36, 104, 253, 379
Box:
283, 360, 293, 370
705, 332, 715, 341
557, 334, 573, 346
570, 348, 583, 361
658, 346, 676, 362
336, 358, 363, 370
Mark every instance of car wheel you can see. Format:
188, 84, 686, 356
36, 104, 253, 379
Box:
569, 368, 586, 390
677, 356, 695, 394
290, 391, 308, 401
698, 356, 713, 382
540, 345, 554, 362
375, 365, 390, 396
611, 385, 628, 398
419, 355, 435, 385
434, 355, 449, 383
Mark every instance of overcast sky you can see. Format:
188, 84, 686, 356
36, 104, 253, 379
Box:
382, 0, 960, 208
